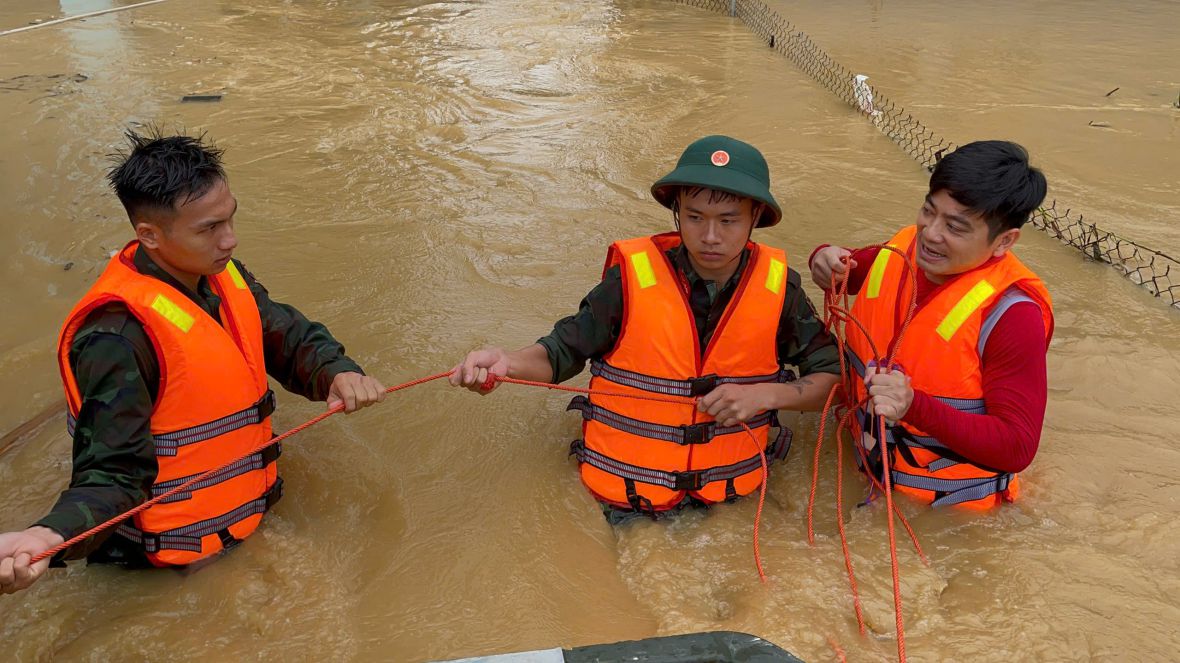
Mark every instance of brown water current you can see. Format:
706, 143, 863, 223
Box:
1, 1, 1178, 661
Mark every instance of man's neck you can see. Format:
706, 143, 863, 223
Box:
140, 246, 202, 293
922, 269, 946, 285
686, 252, 741, 285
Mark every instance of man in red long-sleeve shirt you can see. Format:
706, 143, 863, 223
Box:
810, 140, 1052, 508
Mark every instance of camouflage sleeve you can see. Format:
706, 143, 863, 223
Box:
34, 311, 158, 560
234, 260, 364, 401
777, 268, 841, 376
536, 265, 624, 384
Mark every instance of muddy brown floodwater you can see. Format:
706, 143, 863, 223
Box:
1, 1, 1177, 661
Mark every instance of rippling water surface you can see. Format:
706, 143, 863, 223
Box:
1, 1, 1177, 661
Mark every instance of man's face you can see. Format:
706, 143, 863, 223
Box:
677, 188, 759, 280
136, 177, 239, 280
915, 189, 1018, 282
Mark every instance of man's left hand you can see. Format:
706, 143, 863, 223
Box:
327, 372, 387, 413
865, 367, 913, 424
697, 383, 772, 427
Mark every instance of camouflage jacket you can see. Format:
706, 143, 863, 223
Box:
36, 246, 363, 562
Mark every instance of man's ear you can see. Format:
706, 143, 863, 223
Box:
991, 227, 1021, 258
751, 201, 765, 225
135, 220, 163, 250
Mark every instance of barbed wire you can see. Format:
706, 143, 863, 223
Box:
667, 0, 1180, 308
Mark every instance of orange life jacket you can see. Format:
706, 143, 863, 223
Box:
568, 233, 793, 512
57, 241, 280, 566
846, 225, 1053, 509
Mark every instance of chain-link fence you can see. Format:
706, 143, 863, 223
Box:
667, 0, 1180, 308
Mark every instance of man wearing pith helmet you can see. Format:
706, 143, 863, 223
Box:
452, 135, 841, 523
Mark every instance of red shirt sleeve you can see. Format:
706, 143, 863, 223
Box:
901, 301, 1048, 473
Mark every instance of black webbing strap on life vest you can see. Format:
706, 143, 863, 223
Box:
151, 442, 282, 504
567, 395, 774, 445
724, 479, 738, 502
568, 422, 791, 492
589, 359, 786, 398
116, 477, 284, 554
856, 411, 1014, 508
889, 471, 1012, 508
151, 390, 277, 457
623, 479, 657, 519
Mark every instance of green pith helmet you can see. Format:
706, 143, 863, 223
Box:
651, 135, 782, 228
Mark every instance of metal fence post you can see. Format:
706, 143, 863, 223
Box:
730, 0, 736, 17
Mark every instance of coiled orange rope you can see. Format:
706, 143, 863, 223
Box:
806, 245, 924, 662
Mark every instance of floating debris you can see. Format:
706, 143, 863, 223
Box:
1104, 87, 1119, 97
181, 94, 222, 103
63, 261, 74, 271
0, 73, 88, 94
1088, 120, 1112, 128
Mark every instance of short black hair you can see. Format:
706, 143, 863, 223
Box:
929, 140, 1047, 238
107, 128, 226, 225
670, 186, 743, 213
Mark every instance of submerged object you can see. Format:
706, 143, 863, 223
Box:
438, 631, 804, 662
181, 94, 222, 103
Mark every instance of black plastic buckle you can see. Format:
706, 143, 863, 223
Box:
568, 439, 586, 458
670, 470, 706, 491
678, 422, 715, 445
217, 528, 242, 551
689, 374, 719, 396
264, 477, 285, 509
140, 533, 161, 553
260, 441, 282, 465
257, 390, 277, 419
995, 473, 1012, 492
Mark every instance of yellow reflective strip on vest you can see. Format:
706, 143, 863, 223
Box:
629, 251, 657, 289
225, 261, 247, 290
936, 280, 996, 341
150, 294, 195, 333
866, 249, 892, 298
765, 258, 785, 294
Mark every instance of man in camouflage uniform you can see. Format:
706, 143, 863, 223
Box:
0, 130, 385, 593
451, 135, 841, 523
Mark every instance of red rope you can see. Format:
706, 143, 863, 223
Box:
807, 245, 922, 662
834, 412, 866, 635
806, 382, 841, 545
879, 413, 906, 662
33, 244, 939, 661
32, 371, 456, 564
827, 636, 848, 663
742, 420, 769, 585
488, 375, 695, 406
37, 370, 773, 585
487, 374, 770, 584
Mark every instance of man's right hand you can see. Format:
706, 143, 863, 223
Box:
449, 347, 511, 395
810, 245, 857, 291
0, 526, 64, 595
